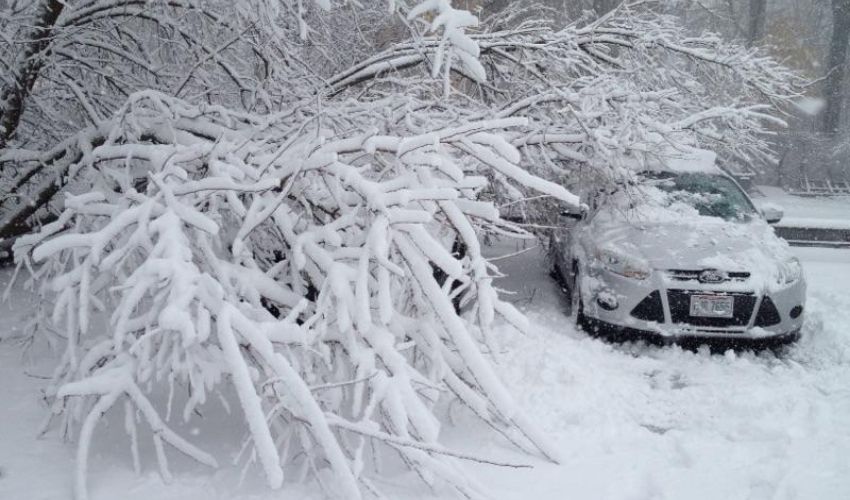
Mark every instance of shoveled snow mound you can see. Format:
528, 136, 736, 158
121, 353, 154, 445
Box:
1, 243, 849, 500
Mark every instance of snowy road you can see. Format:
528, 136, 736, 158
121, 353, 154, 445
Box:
1, 245, 848, 500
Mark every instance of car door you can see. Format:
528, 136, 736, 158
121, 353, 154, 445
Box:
567, 187, 609, 277
551, 206, 582, 270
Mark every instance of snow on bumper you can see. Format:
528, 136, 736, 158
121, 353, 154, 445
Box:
579, 267, 806, 340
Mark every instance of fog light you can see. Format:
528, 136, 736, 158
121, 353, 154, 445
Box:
790, 305, 803, 319
596, 291, 619, 311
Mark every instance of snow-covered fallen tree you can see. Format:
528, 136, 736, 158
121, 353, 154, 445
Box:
0, 1, 802, 245
13, 90, 570, 500
5, 1, 806, 499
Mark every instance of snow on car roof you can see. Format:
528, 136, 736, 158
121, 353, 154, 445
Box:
639, 148, 724, 176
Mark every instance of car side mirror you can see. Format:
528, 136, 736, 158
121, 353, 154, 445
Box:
560, 204, 588, 221
761, 204, 784, 224
559, 209, 583, 221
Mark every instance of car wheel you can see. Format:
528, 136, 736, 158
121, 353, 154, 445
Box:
549, 264, 569, 292
549, 262, 563, 283
549, 259, 570, 296
570, 263, 586, 328
547, 236, 565, 281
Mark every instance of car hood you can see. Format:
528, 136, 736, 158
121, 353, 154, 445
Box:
590, 218, 792, 272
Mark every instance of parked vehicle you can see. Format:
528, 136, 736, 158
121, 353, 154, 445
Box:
550, 151, 806, 347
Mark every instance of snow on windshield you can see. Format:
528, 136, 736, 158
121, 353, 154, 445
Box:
643, 173, 757, 222
599, 172, 758, 224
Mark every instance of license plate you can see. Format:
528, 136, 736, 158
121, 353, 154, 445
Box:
689, 295, 733, 318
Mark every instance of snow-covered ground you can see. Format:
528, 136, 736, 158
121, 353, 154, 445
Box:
2, 242, 849, 500
465, 241, 850, 500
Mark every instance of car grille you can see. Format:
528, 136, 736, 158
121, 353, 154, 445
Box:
630, 291, 665, 323
667, 289, 757, 327
666, 269, 751, 283
754, 296, 782, 327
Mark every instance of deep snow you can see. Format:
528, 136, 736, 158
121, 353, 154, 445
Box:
1, 243, 849, 500
469, 241, 850, 500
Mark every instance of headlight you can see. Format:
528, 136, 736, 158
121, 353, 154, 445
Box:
594, 247, 651, 280
776, 257, 802, 285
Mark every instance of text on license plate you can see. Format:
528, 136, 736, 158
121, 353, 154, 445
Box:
689, 295, 733, 318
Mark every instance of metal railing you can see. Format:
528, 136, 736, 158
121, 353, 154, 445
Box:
788, 177, 850, 197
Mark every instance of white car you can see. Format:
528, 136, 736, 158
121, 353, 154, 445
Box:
551, 154, 806, 347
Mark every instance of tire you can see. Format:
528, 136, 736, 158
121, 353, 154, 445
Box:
547, 235, 565, 283
570, 263, 587, 329
549, 263, 564, 284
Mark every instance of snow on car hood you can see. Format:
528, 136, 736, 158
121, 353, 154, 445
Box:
589, 200, 798, 291
595, 218, 789, 270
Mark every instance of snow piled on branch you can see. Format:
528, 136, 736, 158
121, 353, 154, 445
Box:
328, 1, 803, 183
408, 0, 486, 89
14, 90, 571, 500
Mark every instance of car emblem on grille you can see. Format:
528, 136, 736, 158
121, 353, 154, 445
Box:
698, 269, 727, 283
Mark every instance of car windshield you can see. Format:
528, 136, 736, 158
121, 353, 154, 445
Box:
639, 172, 757, 222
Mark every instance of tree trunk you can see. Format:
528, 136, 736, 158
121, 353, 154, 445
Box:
593, 0, 617, 15
0, 0, 64, 153
747, 0, 767, 46
823, 0, 850, 136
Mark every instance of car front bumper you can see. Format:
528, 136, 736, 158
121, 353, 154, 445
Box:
577, 266, 806, 346
581, 314, 800, 350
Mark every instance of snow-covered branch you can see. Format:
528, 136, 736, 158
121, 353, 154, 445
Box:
15, 90, 568, 499
328, 1, 802, 180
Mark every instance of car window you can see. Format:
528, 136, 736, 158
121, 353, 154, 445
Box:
640, 172, 757, 222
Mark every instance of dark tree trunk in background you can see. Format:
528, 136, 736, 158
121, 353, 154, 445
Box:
483, 0, 511, 13
0, 0, 64, 242
0, 0, 64, 154
593, 0, 617, 15
747, 0, 767, 46
823, 0, 850, 137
